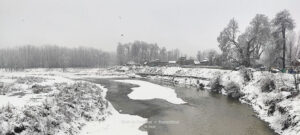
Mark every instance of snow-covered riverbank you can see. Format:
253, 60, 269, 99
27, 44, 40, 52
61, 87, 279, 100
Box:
0, 69, 146, 135
79, 84, 147, 135
130, 66, 300, 135
1, 67, 299, 135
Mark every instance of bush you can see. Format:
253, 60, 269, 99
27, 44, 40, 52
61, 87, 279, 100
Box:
239, 66, 253, 82
0, 82, 108, 135
209, 75, 223, 93
281, 115, 296, 130
261, 77, 276, 93
0, 83, 12, 95
224, 81, 243, 99
16, 76, 45, 85
31, 84, 52, 94
267, 102, 276, 116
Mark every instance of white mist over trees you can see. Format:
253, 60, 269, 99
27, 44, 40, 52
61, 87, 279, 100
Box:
0, 45, 112, 70
117, 41, 181, 65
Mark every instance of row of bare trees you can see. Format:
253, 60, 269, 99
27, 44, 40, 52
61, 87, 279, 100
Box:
117, 41, 181, 65
0, 45, 112, 70
217, 10, 299, 69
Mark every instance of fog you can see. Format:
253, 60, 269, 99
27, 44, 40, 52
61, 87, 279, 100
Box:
0, 0, 299, 56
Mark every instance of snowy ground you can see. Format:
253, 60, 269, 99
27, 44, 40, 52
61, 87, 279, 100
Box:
0, 68, 146, 135
1, 67, 300, 135
115, 80, 186, 104
131, 66, 300, 135
79, 84, 147, 135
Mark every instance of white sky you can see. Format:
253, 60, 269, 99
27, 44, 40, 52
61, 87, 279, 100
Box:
0, 0, 299, 56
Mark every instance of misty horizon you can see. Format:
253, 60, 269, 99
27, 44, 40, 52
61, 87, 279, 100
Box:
1, 0, 300, 56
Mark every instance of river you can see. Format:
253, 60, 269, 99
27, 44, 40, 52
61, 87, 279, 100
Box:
87, 78, 276, 135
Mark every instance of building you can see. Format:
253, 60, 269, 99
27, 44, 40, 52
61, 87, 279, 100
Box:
176, 57, 195, 65
168, 61, 178, 66
146, 59, 168, 67
291, 59, 300, 67
194, 60, 200, 65
200, 58, 209, 65
126, 61, 139, 66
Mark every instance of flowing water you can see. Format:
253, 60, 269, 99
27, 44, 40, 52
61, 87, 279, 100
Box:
88, 78, 277, 135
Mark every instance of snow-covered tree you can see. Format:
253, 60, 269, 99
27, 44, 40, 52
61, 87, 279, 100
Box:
238, 14, 271, 66
218, 15, 271, 67
272, 9, 295, 69
217, 18, 242, 66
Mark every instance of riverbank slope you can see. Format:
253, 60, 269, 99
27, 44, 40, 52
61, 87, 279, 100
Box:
128, 66, 300, 135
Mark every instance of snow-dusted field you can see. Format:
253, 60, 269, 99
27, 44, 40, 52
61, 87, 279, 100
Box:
0, 68, 146, 135
115, 80, 186, 104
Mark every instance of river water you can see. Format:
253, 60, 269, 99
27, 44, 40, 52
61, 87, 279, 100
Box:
88, 78, 276, 135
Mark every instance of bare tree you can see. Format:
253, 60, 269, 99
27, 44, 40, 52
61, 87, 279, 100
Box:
286, 32, 297, 66
196, 51, 203, 61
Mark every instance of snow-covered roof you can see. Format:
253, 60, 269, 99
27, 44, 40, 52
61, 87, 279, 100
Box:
201, 59, 208, 62
127, 61, 136, 65
194, 60, 200, 64
168, 61, 176, 64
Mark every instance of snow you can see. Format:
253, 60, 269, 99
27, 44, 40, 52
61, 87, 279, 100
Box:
80, 83, 147, 135
0, 94, 44, 107
0, 68, 147, 135
1, 67, 300, 135
80, 105, 147, 135
0, 73, 74, 108
115, 80, 186, 104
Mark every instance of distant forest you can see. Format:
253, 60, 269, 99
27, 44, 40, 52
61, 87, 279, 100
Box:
0, 45, 112, 70
0, 41, 182, 70
117, 41, 181, 65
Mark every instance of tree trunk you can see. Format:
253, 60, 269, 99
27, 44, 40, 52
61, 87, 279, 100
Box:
282, 28, 286, 70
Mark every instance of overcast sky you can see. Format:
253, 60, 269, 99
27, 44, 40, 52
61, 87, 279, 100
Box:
0, 0, 299, 56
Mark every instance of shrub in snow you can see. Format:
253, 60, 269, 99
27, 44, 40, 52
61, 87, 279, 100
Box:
0, 83, 6, 95
261, 77, 276, 93
224, 81, 243, 99
16, 76, 45, 85
209, 75, 223, 93
286, 91, 299, 99
278, 106, 287, 115
267, 102, 276, 116
265, 95, 284, 116
31, 84, 52, 94
0, 82, 3, 89
0, 83, 14, 95
0, 82, 108, 135
239, 66, 253, 82
281, 115, 298, 131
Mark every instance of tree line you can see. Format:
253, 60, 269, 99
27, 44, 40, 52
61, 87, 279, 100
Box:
217, 9, 300, 69
0, 45, 112, 70
117, 41, 181, 65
